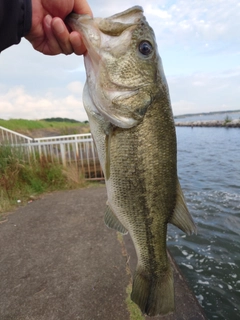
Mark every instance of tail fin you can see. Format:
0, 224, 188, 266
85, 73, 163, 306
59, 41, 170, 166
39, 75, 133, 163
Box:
131, 264, 174, 316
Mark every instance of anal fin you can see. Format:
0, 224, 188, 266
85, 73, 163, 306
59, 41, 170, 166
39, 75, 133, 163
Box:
104, 204, 128, 235
169, 178, 197, 235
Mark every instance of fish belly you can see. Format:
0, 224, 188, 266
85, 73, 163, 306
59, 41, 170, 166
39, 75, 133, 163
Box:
85, 84, 177, 316
107, 104, 177, 316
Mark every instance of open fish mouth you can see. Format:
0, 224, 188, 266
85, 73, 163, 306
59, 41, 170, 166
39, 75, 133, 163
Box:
66, 6, 145, 70
67, 7, 153, 129
66, 7, 143, 53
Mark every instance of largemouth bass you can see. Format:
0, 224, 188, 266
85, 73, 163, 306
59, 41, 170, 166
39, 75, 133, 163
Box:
67, 6, 197, 316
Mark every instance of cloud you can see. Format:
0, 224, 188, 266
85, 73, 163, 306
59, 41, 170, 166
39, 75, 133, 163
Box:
168, 67, 240, 115
67, 81, 84, 94
0, 0, 239, 120
0, 83, 87, 121
0, 39, 86, 95
137, 0, 240, 53
172, 100, 197, 115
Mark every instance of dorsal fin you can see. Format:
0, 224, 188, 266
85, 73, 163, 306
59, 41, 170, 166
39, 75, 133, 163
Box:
169, 179, 197, 235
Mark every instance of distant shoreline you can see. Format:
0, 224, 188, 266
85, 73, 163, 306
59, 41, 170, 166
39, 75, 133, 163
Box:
174, 109, 240, 120
175, 120, 240, 128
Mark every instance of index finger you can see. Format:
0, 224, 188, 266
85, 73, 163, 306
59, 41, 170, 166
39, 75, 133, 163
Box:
73, 0, 93, 17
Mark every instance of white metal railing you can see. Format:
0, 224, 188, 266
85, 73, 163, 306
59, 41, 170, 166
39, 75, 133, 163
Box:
0, 125, 32, 145
0, 126, 103, 180
33, 133, 92, 142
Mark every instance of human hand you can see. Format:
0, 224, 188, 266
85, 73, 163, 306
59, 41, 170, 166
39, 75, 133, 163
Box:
25, 0, 92, 55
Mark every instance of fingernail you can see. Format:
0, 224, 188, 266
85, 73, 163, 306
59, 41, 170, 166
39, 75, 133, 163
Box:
53, 18, 65, 34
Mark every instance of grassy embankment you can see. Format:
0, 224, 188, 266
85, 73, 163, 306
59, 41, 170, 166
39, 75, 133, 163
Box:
0, 118, 90, 137
0, 119, 92, 216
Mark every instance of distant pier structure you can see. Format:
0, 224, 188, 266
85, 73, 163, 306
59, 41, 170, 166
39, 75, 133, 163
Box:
175, 119, 240, 128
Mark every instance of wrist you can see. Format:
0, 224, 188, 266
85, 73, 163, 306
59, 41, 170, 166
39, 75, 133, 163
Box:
23, 0, 32, 36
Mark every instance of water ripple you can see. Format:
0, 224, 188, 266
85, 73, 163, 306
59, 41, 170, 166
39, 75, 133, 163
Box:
169, 127, 240, 319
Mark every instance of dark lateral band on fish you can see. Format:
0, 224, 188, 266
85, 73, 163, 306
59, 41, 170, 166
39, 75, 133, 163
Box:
67, 6, 197, 317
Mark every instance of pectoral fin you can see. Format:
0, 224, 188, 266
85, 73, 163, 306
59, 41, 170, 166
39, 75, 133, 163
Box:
169, 179, 197, 235
104, 204, 128, 235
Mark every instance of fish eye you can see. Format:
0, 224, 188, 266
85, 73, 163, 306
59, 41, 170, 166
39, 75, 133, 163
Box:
138, 41, 153, 56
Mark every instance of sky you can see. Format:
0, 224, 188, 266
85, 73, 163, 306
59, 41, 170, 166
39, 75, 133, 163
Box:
0, 0, 239, 121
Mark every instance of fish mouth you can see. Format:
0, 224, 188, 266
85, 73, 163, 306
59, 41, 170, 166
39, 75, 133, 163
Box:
66, 6, 144, 54
66, 7, 148, 129
66, 13, 101, 65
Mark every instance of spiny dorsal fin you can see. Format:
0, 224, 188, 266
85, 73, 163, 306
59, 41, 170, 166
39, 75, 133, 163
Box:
169, 179, 197, 235
104, 204, 128, 235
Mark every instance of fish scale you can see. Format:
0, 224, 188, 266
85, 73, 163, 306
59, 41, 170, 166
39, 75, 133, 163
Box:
67, 6, 197, 316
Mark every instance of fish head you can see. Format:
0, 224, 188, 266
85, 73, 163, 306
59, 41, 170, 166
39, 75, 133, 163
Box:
67, 6, 168, 128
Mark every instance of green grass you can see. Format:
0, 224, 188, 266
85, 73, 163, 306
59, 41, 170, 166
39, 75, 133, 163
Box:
126, 284, 145, 320
0, 118, 86, 132
0, 118, 92, 216
0, 144, 89, 215
224, 115, 232, 125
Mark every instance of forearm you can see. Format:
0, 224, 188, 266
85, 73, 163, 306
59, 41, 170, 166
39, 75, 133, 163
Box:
0, 0, 32, 51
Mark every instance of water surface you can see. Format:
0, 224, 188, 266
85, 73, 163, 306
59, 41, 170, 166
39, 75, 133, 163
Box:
168, 127, 240, 319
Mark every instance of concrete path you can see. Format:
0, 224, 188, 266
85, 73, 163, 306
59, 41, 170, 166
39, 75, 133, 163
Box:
0, 186, 206, 320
